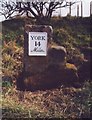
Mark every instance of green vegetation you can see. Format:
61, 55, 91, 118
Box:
1, 16, 92, 119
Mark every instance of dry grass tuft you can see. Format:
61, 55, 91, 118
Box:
2, 81, 92, 119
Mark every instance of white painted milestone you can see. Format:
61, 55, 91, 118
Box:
28, 32, 47, 56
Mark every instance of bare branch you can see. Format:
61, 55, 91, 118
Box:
0, 0, 78, 23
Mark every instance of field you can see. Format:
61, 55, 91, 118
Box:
1, 16, 92, 119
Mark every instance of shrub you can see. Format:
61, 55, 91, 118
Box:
2, 41, 23, 78
53, 28, 75, 45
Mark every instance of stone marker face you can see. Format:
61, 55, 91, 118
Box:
28, 32, 47, 56
24, 25, 53, 74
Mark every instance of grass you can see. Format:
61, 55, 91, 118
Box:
2, 81, 92, 119
1, 16, 91, 119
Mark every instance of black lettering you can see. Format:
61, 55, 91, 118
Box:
30, 36, 34, 40
35, 41, 41, 46
37, 36, 41, 40
31, 35, 46, 40
42, 36, 45, 40
31, 47, 45, 52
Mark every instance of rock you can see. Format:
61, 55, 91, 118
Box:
17, 24, 79, 91
48, 45, 67, 65
17, 63, 79, 91
79, 47, 91, 61
24, 45, 67, 74
17, 43, 68, 91
65, 63, 77, 71
78, 60, 90, 82
16, 71, 31, 91
27, 56, 48, 74
63, 63, 79, 87
25, 25, 53, 42
24, 25, 53, 74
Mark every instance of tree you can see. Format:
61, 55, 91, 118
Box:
0, 0, 77, 24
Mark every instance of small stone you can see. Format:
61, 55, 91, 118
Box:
48, 45, 67, 64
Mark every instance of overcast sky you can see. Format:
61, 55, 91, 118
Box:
0, 0, 92, 22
